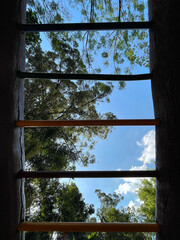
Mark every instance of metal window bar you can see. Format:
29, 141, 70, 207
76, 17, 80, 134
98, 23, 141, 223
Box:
17, 71, 151, 81
16, 119, 159, 127
17, 170, 158, 179
20, 21, 152, 32
18, 222, 159, 232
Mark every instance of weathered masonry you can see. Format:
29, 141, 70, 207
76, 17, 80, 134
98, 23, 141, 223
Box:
0, 0, 179, 239
0, 0, 26, 239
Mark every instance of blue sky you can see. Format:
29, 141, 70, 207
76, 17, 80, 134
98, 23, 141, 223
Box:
36, 0, 155, 217
67, 0, 154, 214
71, 79, 155, 213
55, 77, 155, 213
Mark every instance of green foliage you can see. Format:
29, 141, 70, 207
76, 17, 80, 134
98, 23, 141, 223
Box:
25, 182, 94, 240
25, 5, 119, 240
25, 14, 116, 168
138, 178, 156, 222
27, 0, 149, 73
102, 52, 108, 58
26, 8, 42, 47
95, 189, 123, 208
68, 0, 149, 72
24, 2, 152, 240
87, 190, 147, 240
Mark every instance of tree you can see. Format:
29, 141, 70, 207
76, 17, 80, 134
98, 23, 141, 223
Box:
71, 0, 149, 72
25, 8, 117, 165
24, 2, 151, 239
25, 6, 118, 213
27, 0, 149, 74
26, 182, 94, 240
24, 0, 149, 171
87, 189, 147, 240
25, 9, 117, 240
138, 178, 156, 222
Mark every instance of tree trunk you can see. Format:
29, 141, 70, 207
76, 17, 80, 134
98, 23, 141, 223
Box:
149, 0, 180, 239
0, 0, 26, 239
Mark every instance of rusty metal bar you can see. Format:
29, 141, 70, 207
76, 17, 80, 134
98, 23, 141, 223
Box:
16, 119, 159, 127
18, 222, 159, 232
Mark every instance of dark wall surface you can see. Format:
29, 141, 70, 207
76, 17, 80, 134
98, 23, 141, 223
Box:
149, 0, 180, 239
0, 0, 26, 239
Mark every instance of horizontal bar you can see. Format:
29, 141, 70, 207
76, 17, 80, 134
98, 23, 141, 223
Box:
17, 71, 151, 81
20, 21, 152, 32
17, 170, 158, 178
16, 119, 159, 127
18, 222, 159, 232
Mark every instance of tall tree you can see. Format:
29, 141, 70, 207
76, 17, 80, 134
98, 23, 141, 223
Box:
26, 182, 94, 240
24, 2, 151, 239
87, 190, 148, 240
25, 8, 116, 167
27, 0, 149, 74
25, 9, 117, 240
138, 178, 156, 222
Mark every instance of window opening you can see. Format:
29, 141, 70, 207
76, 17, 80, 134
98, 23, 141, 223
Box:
17, 0, 159, 239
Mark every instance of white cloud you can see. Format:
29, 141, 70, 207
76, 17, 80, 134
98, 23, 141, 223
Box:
127, 199, 144, 213
115, 130, 155, 195
115, 182, 135, 195
130, 164, 147, 171
115, 177, 140, 195
128, 200, 136, 208
137, 130, 155, 164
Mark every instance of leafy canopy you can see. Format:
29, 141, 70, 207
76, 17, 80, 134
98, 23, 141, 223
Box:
24, 1, 152, 240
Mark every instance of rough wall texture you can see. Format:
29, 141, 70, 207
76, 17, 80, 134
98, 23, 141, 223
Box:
0, 0, 26, 239
149, 0, 180, 239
